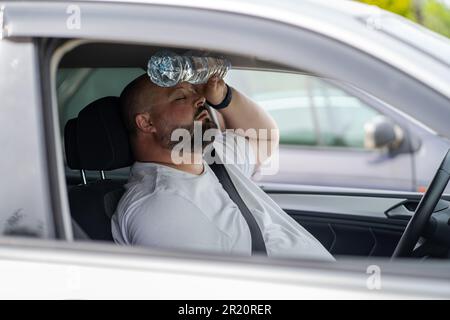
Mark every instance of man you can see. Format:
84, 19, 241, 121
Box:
111, 73, 334, 261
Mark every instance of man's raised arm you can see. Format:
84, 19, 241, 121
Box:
204, 76, 279, 166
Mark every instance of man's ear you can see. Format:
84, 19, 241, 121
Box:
135, 113, 156, 134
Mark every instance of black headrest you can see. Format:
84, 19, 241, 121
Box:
76, 96, 133, 170
64, 118, 81, 169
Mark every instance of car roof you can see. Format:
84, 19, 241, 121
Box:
83, 0, 381, 17
6, 0, 448, 97
97, 0, 450, 66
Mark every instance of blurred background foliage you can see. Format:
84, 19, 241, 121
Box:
357, 0, 450, 37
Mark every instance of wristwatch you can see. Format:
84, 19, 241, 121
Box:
206, 84, 232, 109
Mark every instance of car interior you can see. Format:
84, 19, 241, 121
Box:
58, 42, 450, 260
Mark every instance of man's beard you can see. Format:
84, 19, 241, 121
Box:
159, 106, 218, 152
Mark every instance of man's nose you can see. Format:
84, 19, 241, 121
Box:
194, 95, 206, 108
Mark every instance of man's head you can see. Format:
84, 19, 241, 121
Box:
120, 74, 218, 157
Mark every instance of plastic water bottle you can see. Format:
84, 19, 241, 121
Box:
147, 50, 231, 87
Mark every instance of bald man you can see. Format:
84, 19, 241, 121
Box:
111, 74, 334, 261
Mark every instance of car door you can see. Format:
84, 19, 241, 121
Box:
3, 1, 450, 298
226, 69, 414, 192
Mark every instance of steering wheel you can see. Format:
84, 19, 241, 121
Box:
392, 149, 450, 258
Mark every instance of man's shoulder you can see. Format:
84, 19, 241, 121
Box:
125, 185, 199, 213
125, 162, 188, 197
121, 188, 221, 242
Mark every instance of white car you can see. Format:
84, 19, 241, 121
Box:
0, 0, 450, 299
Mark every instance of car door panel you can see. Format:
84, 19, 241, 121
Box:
289, 212, 405, 257
266, 192, 412, 257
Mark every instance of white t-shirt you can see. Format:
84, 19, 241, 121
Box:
111, 133, 334, 261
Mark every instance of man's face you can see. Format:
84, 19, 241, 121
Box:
147, 81, 218, 151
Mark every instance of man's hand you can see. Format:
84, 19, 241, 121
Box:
202, 75, 227, 105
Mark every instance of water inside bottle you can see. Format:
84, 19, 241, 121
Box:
147, 50, 231, 87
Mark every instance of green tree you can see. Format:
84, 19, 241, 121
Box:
357, 0, 417, 20
423, 0, 450, 37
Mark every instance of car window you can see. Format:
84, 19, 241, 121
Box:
58, 68, 144, 134
58, 68, 143, 180
226, 69, 379, 149
312, 79, 379, 148
58, 67, 380, 160
226, 70, 318, 146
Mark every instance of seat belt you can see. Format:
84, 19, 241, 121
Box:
209, 160, 267, 256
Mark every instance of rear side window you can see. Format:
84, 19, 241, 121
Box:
58, 68, 143, 182
57, 68, 144, 136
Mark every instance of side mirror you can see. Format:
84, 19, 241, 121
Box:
364, 116, 404, 150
